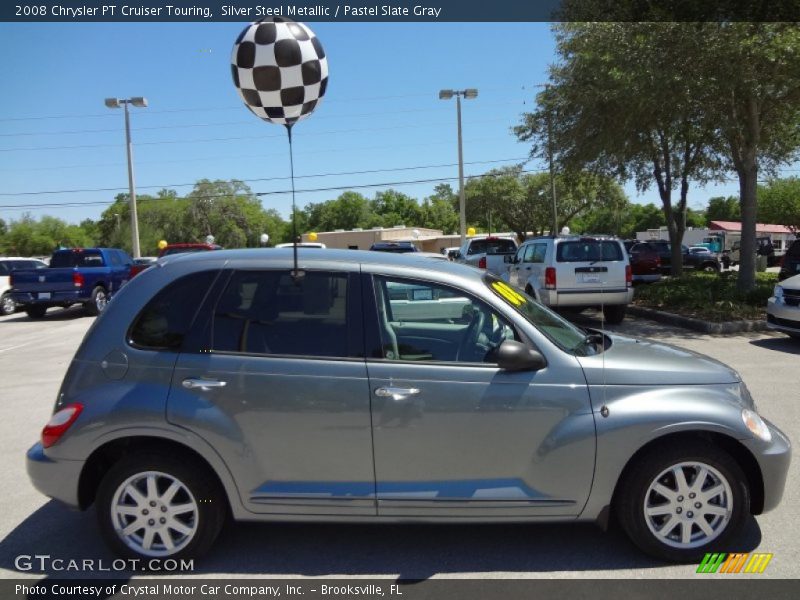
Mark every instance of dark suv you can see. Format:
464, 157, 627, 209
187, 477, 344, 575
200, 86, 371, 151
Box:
631, 241, 720, 274
779, 239, 800, 282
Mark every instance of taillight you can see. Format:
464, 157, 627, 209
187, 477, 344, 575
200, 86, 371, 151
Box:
545, 267, 556, 290
72, 271, 84, 288
41, 403, 83, 448
625, 264, 632, 287
655, 256, 661, 266
8, 273, 13, 288
478, 256, 487, 269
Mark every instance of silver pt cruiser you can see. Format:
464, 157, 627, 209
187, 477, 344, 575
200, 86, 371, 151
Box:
27, 250, 790, 562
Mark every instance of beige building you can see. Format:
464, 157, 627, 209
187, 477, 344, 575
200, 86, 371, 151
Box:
302, 227, 463, 253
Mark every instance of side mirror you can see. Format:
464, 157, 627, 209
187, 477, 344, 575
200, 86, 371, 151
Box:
455, 252, 464, 260
504, 255, 514, 264
496, 340, 547, 372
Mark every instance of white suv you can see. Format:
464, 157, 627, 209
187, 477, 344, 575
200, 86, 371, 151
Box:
0, 257, 48, 315
504, 236, 633, 323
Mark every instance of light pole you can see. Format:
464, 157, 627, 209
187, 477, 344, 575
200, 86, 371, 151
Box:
105, 96, 147, 258
439, 88, 477, 247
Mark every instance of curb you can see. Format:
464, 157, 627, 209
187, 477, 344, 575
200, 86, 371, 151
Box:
627, 305, 769, 334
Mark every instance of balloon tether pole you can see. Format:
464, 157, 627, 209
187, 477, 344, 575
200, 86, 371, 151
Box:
286, 123, 303, 282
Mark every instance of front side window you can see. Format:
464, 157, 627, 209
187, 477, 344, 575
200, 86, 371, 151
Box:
128, 271, 218, 350
524, 243, 547, 263
212, 270, 351, 358
372, 276, 517, 364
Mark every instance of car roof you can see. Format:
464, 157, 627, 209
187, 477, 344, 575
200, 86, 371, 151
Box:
161, 247, 480, 277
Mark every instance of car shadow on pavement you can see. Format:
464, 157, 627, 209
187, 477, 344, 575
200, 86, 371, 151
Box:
1, 306, 89, 323
0, 500, 763, 580
749, 336, 800, 354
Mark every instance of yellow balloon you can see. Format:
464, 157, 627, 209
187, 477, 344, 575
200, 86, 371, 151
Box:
157, 240, 168, 250
467, 227, 476, 237
308, 232, 318, 242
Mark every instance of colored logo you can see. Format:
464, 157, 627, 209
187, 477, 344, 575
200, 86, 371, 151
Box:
696, 552, 773, 574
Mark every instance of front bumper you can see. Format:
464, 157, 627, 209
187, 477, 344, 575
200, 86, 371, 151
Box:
741, 418, 792, 514
766, 297, 800, 335
26, 442, 84, 509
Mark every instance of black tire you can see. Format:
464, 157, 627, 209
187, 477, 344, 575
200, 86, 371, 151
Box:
25, 305, 47, 319
96, 453, 226, 561
85, 286, 108, 316
701, 263, 719, 273
1, 293, 15, 316
615, 440, 749, 562
602, 304, 626, 324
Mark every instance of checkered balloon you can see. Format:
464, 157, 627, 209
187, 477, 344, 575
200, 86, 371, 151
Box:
231, 17, 328, 126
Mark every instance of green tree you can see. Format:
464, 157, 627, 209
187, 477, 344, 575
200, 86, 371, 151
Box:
515, 23, 724, 275
421, 184, 459, 233
758, 178, 800, 231
371, 190, 423, 227
706, 196, 741, 222
304, 192, 375, 232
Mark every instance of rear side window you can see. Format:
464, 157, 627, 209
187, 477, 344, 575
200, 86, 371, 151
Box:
212, 270, 351, 358
523, 243, 547, 263
556, 241, 623, 262
50, 250, 105, 268
128, 271, 218, 350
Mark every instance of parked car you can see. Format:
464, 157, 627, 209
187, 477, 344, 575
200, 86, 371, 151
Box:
766, 273, 800, 339
455, 235, 518, 276
128, 257, 158, 279
0, 257, 48, 315
778, 239, 800, 282
275, 242, 327, 249
369, 241, 419, 253
9, 248, 132, 318
627, 244, 662, 284
28, 249, 789, 563
158, 242, 222, 258
505, 236, 632, 323
631, 241, 721, 274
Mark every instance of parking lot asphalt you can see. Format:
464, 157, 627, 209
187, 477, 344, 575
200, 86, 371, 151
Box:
0, 306, 796, 580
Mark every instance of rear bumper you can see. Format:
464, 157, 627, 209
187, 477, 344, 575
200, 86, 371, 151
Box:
11, 290, 86, 306
540, 288, 634, 308
26, 442, 83, 509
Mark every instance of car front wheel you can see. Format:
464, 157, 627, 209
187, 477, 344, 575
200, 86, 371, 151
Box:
616, 441, 749, 562
602, 304, 626, 324
96, 454, 226, 560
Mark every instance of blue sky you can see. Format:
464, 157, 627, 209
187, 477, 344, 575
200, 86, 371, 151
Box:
0, 21, 762, 226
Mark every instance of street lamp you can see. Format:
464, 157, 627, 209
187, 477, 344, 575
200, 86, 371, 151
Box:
105, 96, 147, 258
439, 88, 478, 246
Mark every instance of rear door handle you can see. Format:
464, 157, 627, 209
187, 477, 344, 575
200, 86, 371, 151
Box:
375, 386, 420, 401
182, 378, 227, 391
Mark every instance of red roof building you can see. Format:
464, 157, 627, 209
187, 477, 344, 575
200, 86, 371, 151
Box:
709, 221, 794, 234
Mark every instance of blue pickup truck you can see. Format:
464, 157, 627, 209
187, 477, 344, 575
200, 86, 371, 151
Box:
9, 248, 133, 318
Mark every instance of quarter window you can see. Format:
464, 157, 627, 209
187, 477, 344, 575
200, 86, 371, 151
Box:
212, 270, 351, 358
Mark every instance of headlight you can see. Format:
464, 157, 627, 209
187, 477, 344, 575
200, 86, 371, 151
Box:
773, 285, 784, 300
742, 409, 772, 442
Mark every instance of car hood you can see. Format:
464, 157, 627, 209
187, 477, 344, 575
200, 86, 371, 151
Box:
576, 333, 741, 386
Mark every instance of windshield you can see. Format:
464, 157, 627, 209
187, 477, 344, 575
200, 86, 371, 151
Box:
484, 275, 600, 355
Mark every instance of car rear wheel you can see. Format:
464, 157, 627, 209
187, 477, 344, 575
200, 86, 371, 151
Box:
1, 293, 15, 316
25, 305, 47, 319
616, 441, 748, 562
85, 286, 108, 316
96, 454, 226, 560
602, 304, 626, 324
702, 263, 719, 273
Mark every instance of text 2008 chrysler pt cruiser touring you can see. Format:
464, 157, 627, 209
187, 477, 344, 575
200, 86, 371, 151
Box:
27, 249, 790, 562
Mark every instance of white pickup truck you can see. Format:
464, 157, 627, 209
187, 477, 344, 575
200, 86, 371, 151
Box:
455, 236, 518, 277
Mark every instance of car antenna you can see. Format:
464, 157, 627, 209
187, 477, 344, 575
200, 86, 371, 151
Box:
286, 124, 305, 284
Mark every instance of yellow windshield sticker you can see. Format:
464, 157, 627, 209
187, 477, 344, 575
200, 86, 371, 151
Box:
491, 281, 525, 306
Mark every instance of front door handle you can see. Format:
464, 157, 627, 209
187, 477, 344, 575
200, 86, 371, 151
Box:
375, 386, 420, 401
182, 378, 227, 391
